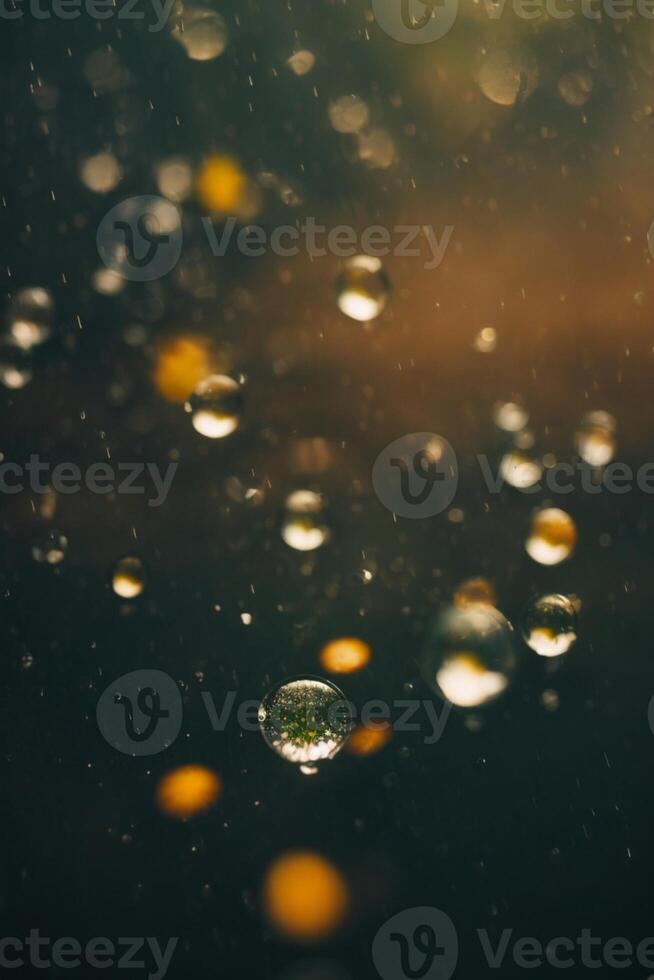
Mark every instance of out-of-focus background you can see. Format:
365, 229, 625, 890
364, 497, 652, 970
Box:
2, 2, 654, 978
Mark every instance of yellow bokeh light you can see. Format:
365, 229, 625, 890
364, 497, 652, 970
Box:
196, 155, 247, 214
263, 851, 348, 942
153, 335, 212, 403
319, 637, 371, 674
155, 765, 222, 820
346, 721, 392, 756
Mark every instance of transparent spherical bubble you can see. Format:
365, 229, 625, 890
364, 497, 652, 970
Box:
525, 507, 577, 566
499, 450, 543, 489
112, 556, 147, 598
258, 676, 353, 764
493, 400, 528, 433
421, 606, 516, 708
574, 410, 616, 466
8, 286, 54, 350
0, 347, 33, 389
477, 47, 539, 107
32, 529, 68, 565
522, 594, 578, 658
171, 7, 228, 61
558, 70, 593, 107
328, 95, 369, 134
336, 256, 390, 322
187, 374, 244, 439
281, 490, 330, 551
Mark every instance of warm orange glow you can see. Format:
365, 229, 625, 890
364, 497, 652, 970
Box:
155, 765, 222, 819
263, 851, 348, 941
346, 721, 392, 756
153, 335, 211, 402
319, 637, 371, 674
453, 577, 497, 610
196, 155, 247, 213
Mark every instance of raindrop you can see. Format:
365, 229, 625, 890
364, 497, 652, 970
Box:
281, 490, 330, 551
286, 50, 315, 76
328, 95, 369, 133
8, 287, 54, 350
171, 7, 229, 61
477, 47, 539, 107
258, 677, 353, 764
558, 70, 593, 107
32, 530, 68, 565
525, 507, 577, 566
421, 606, 516, 708
112, 556, 147, 598
574, 410, 616, 466
336, 256, 390, 322
522, 594, 578, 657
187, 374, 244, 439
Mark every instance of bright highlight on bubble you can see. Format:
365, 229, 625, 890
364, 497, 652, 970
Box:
171, 7, 228, 61
112, 556, 147, 599
522, 594, 578, 657
281, 490, 330, 551
574, 410, 616, 467
263, 851, 349, 942
32, 529, 68, 565
525, 507, 577, 566
336, 255, 390, 322
319, 637, 371, 674
155, 764, 222, 819
188, 374, 244, 439
153, 335, 213, 403
258, 677, 352, 765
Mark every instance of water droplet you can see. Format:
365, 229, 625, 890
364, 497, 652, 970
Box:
574, 410, 616, 466
8, 287, 54, 349
281, 490, 330, 551
258, 677, 352, 764
525, 508, 577, 566
336, 256, 390, 322
188, 374, 243, 439
522, 594, 578, 657
478, 47, 539, 107
32, 529, 68, 565
112, 556, 147, 598
558, 70, 593, 107
453, 577, 497, 610
499, 450, 543, 489
171, 7, 228, 61
319, 637, 371, 674
0, 348, 33, 389
421, 606, 516, 708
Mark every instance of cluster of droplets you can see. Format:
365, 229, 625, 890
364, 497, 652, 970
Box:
0, 287, 54, 390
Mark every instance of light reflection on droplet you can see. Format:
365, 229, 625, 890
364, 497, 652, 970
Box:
281, 490, 330, 551
287, 50, 315, 76
80, 152, 122, 193
263, 851, 349, 942
523, 594, 578, 657
171, 7, 228, 61
336, 255, 390, 322
188, 374, 243, 439
155, 156, 193, 203
574, 410, 616, 466
8, 287, 54, 350
32, 529, 68, 565
558, 70, 593, 107
525, 507, 577, 566
478, 47, 539, 107
112, 556, 147, 598
453, 577, 497, 610
155, 764, 222, 819
499, 450, 543, 489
